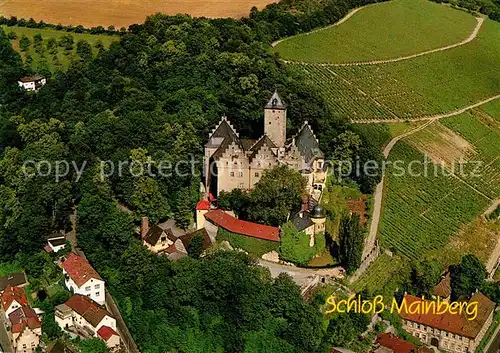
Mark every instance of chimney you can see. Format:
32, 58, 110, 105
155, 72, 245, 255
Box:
301, 195, 309, 212
141, 217, 149, 240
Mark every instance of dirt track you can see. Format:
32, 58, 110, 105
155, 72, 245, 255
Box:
0, 0, 276, 28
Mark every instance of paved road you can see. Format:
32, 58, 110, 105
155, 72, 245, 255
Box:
485, 322, 500, 353
258, 259, 345, 288
0, 312, 12, 353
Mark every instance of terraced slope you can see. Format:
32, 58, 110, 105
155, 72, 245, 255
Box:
294, 18, 500, 121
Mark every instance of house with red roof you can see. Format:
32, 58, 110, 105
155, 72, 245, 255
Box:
202, 209, 280, 242
1, 285, 28, 319
400, 293, 495, 353
55, 294, 120, 349
62, 253, 105, 305
374, 333, 417, 353
8, 306, 42, 353
97, 326, 121, 349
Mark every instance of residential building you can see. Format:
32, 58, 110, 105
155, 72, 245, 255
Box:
1, 285, 28, 319
0, 273, 28, 293
17, 76, 46, 92
204, 91, 326, 198
203, 209, 280, 243
141, 217, 212, 259
8, 306, 41, 353
62, 253, 105, 305
97, 326, 121, 349
401, 292, 495, 352
55, 294, 120, 349
45, 234, 67, 254
373, 333, 432, 353
140, 218, 186, 254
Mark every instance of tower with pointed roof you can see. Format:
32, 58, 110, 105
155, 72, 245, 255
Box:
264, 91, 287, 148
203, 91, 326, 199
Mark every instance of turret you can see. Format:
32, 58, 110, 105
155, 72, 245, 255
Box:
264, 91, 287, 148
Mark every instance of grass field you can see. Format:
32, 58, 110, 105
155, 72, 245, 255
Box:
0, 261, 22, 277
292, 17, 500, 121
0, 0, 276, 28
275, 0, 477, 63
2, 26, 117, 71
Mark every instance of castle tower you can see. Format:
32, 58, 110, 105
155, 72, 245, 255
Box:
264, 91, 287, 148
310, 205, 326, 247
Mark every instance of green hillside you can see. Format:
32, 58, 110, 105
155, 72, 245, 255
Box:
1, 26, 117, 71
294, 18, 500, 121
275, 0, 478, 63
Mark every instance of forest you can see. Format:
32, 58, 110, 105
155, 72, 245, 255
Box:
0, 0, 387, 351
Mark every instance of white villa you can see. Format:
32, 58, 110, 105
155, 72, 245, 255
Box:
62, 253, 105, 305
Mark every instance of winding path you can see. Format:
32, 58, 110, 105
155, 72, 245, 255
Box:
353, 94, 500, 124
271, 6, 367, 48
361, 95, 500, 259
280, 16, 484, 67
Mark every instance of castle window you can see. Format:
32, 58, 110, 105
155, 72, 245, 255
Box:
230, 172, 234, 177
238, 172, 243, 177
239, 183, 244, 189
269, 122, 271, 124
255, 172, 259, 177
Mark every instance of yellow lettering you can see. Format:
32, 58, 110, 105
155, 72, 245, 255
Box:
436, 300, 449, 315
361, 300, 373, 314
374, 295, 385, 314
325, 295, 336, 314
466, 301, 478, 321
448, 302, 459, 315
337, 299, 347, 313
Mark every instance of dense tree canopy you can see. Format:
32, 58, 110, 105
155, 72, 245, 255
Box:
0, 0, 389, 350
450, 254, 486, 300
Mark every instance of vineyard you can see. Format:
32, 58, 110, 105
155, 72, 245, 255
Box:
378, 141, 491, 260
408, 112, 500, 199
274, 0, 477, 64
351, 253, 408, 296
294, 19, 500, 122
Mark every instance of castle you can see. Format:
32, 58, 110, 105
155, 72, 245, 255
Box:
203, 91, 326, 198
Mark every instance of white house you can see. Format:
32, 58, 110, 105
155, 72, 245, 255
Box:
97, 326, 121, 349
1, 285, 28, 320
55, 295, 120, 349
62, 253, 105, 305
45, 235, 67, 253
17, 76, 46, 92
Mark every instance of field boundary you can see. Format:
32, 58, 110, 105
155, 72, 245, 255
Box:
281, 16, 484, 66
352, 94, 500, 124
271, 4, 371, 47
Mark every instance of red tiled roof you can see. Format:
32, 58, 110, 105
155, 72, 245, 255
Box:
97, 326, 119, 341
9, 306, 41, 333
433, 273, 451, 298
204, 209, 280, 242
65, 294, 112, 328
196, 200, 211, 211
400, 293, 495, 338
1, 285, 28, 311
376, 333, 416, 353
62, 253, 102, 287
